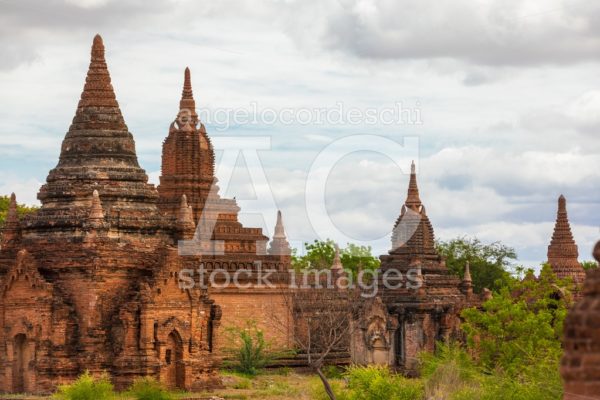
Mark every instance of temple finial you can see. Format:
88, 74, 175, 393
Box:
1, 193, 21, 246
331, 243, 343, 271
461, 261, 473, 297
178, 67, 198, 124
558, 194, 566, 212
184, 67, 192, 94
268, 210, 291, 256
177, 194, 195, 239
405, 160, 422, 209
88, 190, 105, 222
274, 210, 285, 238
463, 261, 472, 283
92, 34, 104, 60
73, 34, 124, 128
6, 193, 19, 226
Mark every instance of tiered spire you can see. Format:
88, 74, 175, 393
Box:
69, 34, 127, 134
41, 34, 154, 212
158, 67, 218, 220
390, 161, 436, 257
268, 211, 291, 256
547, 195, 586, 285
405, 161, 422, 210
178, 67, 198, 125
52, 33, 140, 169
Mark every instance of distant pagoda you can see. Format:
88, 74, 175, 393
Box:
546, 195, 586, 286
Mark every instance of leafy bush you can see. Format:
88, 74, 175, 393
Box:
345, 365, 423, 400
461, 264, 569, 377
420, 343, 480, 399
54, 371, 114, 400
312, 366, 424, 400
224, 321, 272, 376
310, 377, 349, 400
435, 237, 516, 293
127, 377, 173, 400
236, 329, 268, 375
232, 377, 252, 389
420, 342, 563, 400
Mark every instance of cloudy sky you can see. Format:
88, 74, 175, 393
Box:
1, 0, 599, 267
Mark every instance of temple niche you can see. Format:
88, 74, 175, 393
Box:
351, 296, 398, 366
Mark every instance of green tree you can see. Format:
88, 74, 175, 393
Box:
340, 243, 381, 276
461, 264, 571, 378
436, 237, 516, 293
581, 260, 597, 270
0, 194, 38, 227
292, 239, 337, 270
292, 239, 380, 275
416, 266, 571, 399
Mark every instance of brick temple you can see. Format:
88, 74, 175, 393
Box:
0, 35, 291, 393
0, 35, 594, 395
352, 162, 482, 374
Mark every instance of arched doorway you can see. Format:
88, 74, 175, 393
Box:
13, 334, 28, 393
164, 330, 185, 389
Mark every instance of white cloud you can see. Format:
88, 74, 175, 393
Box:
0, 0, 598, 265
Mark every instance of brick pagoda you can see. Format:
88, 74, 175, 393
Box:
352, 162, 480, 373
547, 195, 586, 286
0, 35, 292, 394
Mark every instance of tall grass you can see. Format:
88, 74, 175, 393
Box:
126, 377, 173, 400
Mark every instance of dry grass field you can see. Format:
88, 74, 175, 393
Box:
0, 370, 327, 400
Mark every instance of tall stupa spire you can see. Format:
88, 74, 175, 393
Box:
390, 160, 436, 259
51, 34, 141, 171
178, 67, 198, 125
73, 34, 126, 129
38, 34, 160, 226
547, 195, 586, 285
157, 67, 218, 219
405, 160, 422, 210
268, 210, 291, 256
